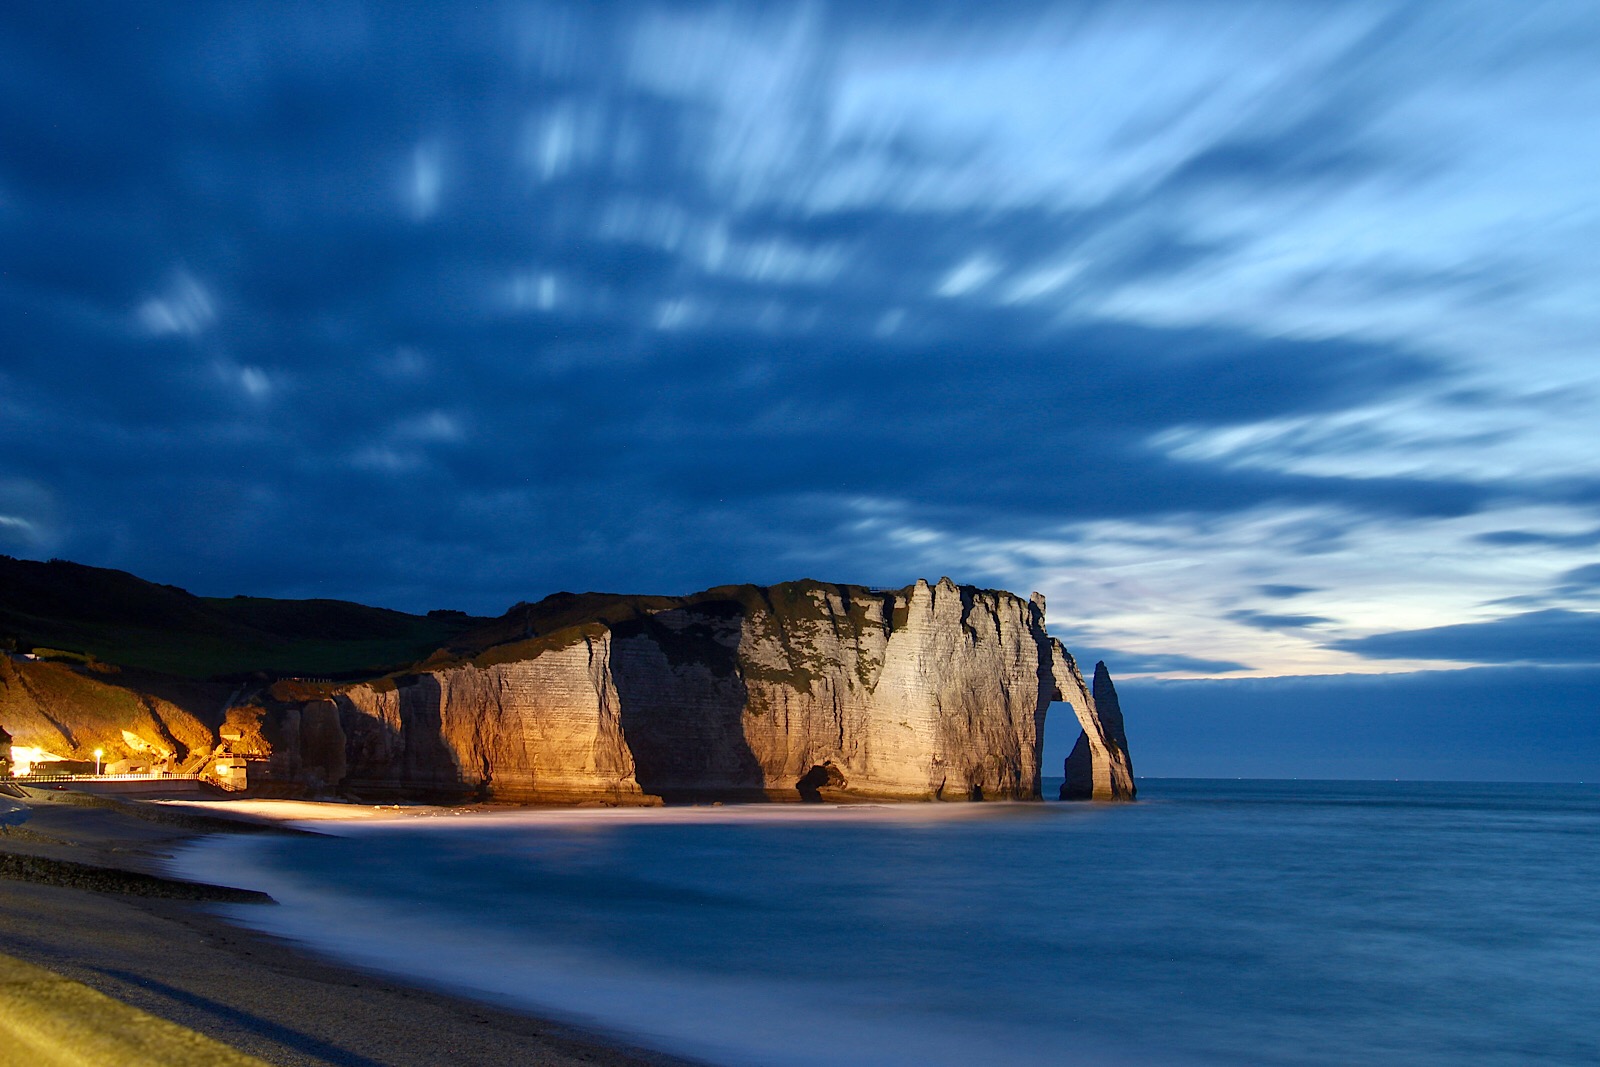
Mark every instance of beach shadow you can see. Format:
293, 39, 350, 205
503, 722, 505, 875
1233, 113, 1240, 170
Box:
335, 675, 473, 801
396, 674, 468, 796
96, 967, 391, 1067
610, 602, 767, 803
333, 692, 405, 796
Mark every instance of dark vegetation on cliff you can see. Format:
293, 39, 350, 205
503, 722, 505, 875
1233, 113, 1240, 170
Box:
453, 582, 900, 652
0, 556, 486, 680
432, 580, 916, 688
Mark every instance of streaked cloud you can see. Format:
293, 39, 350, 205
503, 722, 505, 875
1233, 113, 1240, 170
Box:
0, 479, 60, 552
1226, 610, 1334, 631
136, 272, 215, 337
1476, 527, 1600, 550
408, 141, 443, 220
1331, 609, 1600, 666
1, 0, 1596, 696
1257, 585, 1319, 600
936, 256, 1002, 298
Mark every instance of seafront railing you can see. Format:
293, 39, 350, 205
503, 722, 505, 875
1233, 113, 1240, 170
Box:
3, 772, 203, 783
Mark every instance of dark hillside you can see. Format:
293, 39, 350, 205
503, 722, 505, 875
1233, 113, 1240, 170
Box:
446, 590, 682, 656
0, 557, 486, 679
0, 561, 949, 683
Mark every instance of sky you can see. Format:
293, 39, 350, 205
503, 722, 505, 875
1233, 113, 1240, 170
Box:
2, 2, 1596, 778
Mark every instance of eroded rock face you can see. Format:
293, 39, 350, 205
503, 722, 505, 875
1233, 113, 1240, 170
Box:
313, 578, 1135, 803
333, 634, 638, 800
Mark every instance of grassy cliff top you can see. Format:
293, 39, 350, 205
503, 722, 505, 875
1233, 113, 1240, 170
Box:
439, 578, 1022, 670
443, 579, 898, 655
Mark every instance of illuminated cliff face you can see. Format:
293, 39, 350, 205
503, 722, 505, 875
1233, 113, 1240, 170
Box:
0, 656, 216, 775
323, 578, 1135, 802
0, 574, 1134, 802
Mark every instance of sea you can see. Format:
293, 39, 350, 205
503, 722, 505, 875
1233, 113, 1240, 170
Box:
171, 779, 1600, 1067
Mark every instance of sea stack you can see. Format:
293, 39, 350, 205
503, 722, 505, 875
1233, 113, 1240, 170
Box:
1060, 661, 1137, 801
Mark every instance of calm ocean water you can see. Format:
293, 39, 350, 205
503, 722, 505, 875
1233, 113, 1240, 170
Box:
173, 780, 1600, 1066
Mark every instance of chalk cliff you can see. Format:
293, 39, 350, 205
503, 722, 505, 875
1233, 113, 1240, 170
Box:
260, 578, 1135, 802
0, 562, 1135, 802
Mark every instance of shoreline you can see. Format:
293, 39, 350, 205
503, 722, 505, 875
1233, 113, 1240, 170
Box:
0, 789, 705, 1067
154, 793, 1058, 829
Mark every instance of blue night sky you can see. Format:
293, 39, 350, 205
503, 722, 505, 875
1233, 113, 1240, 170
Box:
3, 2, 1596, 778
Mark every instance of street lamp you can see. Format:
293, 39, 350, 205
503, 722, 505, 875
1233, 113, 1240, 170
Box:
94, 749, 104, 775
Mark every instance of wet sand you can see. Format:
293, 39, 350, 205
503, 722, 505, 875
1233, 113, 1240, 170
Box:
0, 789, 702, 1067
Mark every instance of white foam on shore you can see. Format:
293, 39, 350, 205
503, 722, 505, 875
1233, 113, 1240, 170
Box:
169, 827, 1164, 1067
167, 783, 1600, 1067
